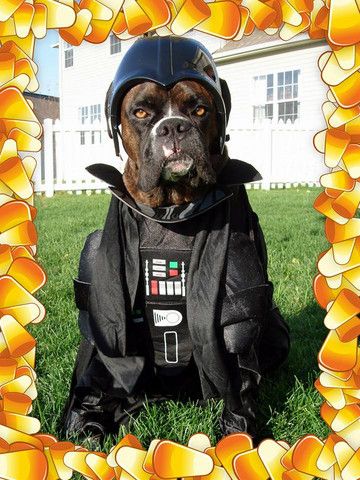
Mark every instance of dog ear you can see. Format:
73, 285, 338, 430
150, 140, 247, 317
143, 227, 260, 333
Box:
220, 78, 231, 125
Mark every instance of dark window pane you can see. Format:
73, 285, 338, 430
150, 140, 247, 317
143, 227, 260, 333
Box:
267, 87, 273, 101
294, 69, 300, 82
285, 71, 292, 84
65, 49, 73, 68
89, 104, 101, 123
80, 106, 88, 124
278, 86, 283, 100
285, 85, 292, 99
265, 104, 273, 119
278, 72, 284, 85
110, 34, 121, 54
277, 101, 300, 122
293, 84, 298, 98
267, 74, 273, 87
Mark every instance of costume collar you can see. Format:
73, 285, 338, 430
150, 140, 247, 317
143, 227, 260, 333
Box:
86, 159, 261, 224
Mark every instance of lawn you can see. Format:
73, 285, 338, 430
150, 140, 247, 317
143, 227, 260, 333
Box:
32, 187, 330, 450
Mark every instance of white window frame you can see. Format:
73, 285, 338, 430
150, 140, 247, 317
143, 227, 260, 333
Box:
253, 69, 300, 123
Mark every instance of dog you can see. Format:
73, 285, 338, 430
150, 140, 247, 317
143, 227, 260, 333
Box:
62, 36, 290, 442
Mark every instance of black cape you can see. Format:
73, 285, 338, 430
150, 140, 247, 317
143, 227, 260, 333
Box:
64, 159, 289, 436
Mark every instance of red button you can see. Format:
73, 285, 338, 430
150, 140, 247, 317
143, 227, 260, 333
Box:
151, 280, 158, 295
169, 269, 178, 277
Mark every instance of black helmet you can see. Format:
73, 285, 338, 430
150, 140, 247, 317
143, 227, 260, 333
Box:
105, 35, 231, 158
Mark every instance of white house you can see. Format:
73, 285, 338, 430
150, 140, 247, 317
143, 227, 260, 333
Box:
213, 31, 329, 186
38, 31, 330, 195
59, 31, 225, 126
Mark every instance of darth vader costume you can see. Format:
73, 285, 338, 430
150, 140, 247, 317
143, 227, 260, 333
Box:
62, 36, 290, 439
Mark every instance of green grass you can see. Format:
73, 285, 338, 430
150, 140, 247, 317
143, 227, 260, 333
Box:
32, 188, 330, 448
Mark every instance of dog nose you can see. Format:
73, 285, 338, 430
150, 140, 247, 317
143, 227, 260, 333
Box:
156, 117, 191, 138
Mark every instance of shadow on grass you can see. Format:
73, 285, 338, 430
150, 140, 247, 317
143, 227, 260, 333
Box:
257, 301, 330, 443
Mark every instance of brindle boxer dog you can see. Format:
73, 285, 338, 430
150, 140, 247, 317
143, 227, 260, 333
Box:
120, 80, 227, 206
63, 35, 290, 443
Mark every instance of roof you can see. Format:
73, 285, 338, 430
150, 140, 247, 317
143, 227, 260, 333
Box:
24, 91, 59, 102
212, 30, 327, 63
214, 29, 284, 54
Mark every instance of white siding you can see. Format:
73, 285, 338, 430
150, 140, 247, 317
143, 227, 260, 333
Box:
59, 36, 136, 125
216, 43, 329, 131
60, 35, 329, 131
215, 44, 329, 182
59, 32, 226, 125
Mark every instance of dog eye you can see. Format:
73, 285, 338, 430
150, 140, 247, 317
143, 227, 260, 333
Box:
193, 106, 206, 117
134, 109, 149, 119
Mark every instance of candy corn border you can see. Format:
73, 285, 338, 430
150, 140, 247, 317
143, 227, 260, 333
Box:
0, 1, 360, 479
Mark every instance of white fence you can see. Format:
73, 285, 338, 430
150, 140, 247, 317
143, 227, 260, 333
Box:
226, 119, 327, 189
33, 118, 327, 196
33, 118, 117, 196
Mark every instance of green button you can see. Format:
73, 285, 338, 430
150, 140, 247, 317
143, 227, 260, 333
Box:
169, 261, 178, 268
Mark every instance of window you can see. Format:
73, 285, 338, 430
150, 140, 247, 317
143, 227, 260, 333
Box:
90, 104, 101, 123
90, 105, 101, 143
253, 74, 274, 122
253, 69, 300, 123
277, 70, 299, 122
110, 34, 121, 54
78, 104, 102, 144
79, 106, 88, 124
64, 42, 73, 68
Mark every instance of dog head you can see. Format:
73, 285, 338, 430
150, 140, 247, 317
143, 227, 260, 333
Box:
105, 36, 231, 207
119, 79, 227, 206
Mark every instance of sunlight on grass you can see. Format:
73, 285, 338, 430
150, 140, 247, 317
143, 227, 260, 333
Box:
267, 376, 329, 443
33, 188, 329, 445
126, 399, 224, 446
